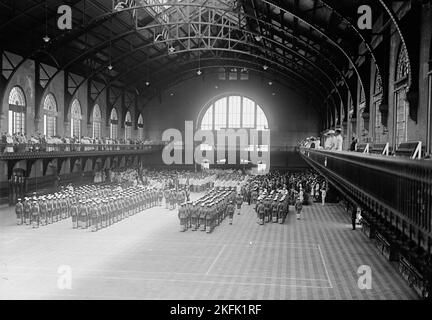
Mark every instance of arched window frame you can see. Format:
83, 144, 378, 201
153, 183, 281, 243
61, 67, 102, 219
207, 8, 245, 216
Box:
70, 99, 82, 138
393, 43, 410, 147
92, 104, 102, 139
43, 93, 57, 137
199, 95, 269, 131
137, 114, 144, 140
8, 86, 26, 135
124, 110, 132, 140
110, 108, 118, 139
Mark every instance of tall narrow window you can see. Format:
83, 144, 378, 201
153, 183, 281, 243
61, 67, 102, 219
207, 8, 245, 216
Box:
124, 111, 132, 140
43, 93, 57, 137
228, 96, 241, 128
137, 114, 144, 140
92, 104, 102, 139
242, 97, 255, 128
201, 105, 213, 130
8, 86, 26, 135
394, 44, 410, 147
110, 108, 118, 139
70, 99, 82, 138
214, 97, 227, 130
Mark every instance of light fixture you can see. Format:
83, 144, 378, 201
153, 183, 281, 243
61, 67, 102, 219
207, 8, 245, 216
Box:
168, 46, 175, 54
272, 92, 276, 96
268, 81, 273, 86
145, 81, 150, 86
263, 64, 269, 70
43, 0, 50, 43
214, 85, 218, 89
170, 92, 174, 96
108, 64, 113, 70
197, 69, 202, 76
255, 35, 262, 41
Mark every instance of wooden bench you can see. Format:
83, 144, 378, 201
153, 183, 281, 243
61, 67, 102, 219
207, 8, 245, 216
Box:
370, 143, 391, 156
395, 141, 423, 159
356, 143, 369, 154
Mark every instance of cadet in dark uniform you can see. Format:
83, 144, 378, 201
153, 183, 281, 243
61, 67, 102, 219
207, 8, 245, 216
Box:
226, 200, 235, 225
264, 197, 271, 223
39, 197, 47, 226
15, 198, 23, 225
46, 196, 53, 224
235, 193, 243, 215
178, 203, 187, 232
272, 198, 278, 223
23, 198, 31, 225
257, 199, 265, 225
199, 203, 207, 231
277, 198, 285, 224
70, 200, 79, 229
164, 189, 170, 209
190, 202, 199, 230
158, 188, 164, 206
90, 202, 98, 232
31, 198, 40, 228
205, 203, 214, 233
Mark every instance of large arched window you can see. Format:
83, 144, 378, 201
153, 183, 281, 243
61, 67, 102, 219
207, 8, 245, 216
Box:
124, 111, 132, 140
70, 99, 82, 138
8, 86, 26, 135
110, 108, 118, 139
200, 95, 269, 131
394, 44, 410, 147
92, 104, 102, 139
137, 114, 144, 140
43, 93, 57, 137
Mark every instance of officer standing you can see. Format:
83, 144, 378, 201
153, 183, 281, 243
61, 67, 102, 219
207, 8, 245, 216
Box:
295, 196, 303, 220
39, 197, 47, 226
23, 197, 31, 225
70, 200, 79, 229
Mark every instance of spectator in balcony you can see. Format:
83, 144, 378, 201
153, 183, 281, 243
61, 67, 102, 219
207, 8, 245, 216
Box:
350, 134, 358, 151
324, 130, 335, 150
334, 128, 343, 151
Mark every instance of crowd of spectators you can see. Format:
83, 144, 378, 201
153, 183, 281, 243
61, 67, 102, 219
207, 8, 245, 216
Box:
299, 128, 344, 151
0, 132, 167, 153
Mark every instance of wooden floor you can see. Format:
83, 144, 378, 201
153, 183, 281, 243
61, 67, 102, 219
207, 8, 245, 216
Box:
0, 196, 418, 300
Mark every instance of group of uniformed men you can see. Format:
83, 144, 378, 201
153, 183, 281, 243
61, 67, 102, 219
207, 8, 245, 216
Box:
177, 187, 244, 233
253, 189, 290, 225
15, 192, 73, 228
164, 188, 189, 210
14, 183, 165, 231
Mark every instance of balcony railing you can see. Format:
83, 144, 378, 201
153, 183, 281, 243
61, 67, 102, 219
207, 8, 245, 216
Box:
0, 142, 165, 159
299, 147, 432, 240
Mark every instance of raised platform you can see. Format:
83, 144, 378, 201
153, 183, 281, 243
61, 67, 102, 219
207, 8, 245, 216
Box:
0, 198, 417, 299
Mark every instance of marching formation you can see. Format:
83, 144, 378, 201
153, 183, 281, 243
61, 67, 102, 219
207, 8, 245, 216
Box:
178, 187, 241, 233
14, 183, 164, 231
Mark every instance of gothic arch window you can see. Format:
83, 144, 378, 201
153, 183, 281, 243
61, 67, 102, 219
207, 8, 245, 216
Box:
124, 110, 132, 140
92, 104, 102, 139
70, 99, 82, 138
373, 71, 385, 143
110, 108, 118, 139
43, 93, 57, 137
137, 114, 144, 140
395, 45, 410, 83
393, 44, 410, 147
8, 86, 26, 135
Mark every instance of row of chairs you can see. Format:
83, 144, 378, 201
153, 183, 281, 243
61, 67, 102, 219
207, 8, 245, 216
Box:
356, 141, 425, 159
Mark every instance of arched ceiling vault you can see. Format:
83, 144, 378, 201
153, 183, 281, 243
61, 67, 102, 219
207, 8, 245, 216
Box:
0, 0, 412, 121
